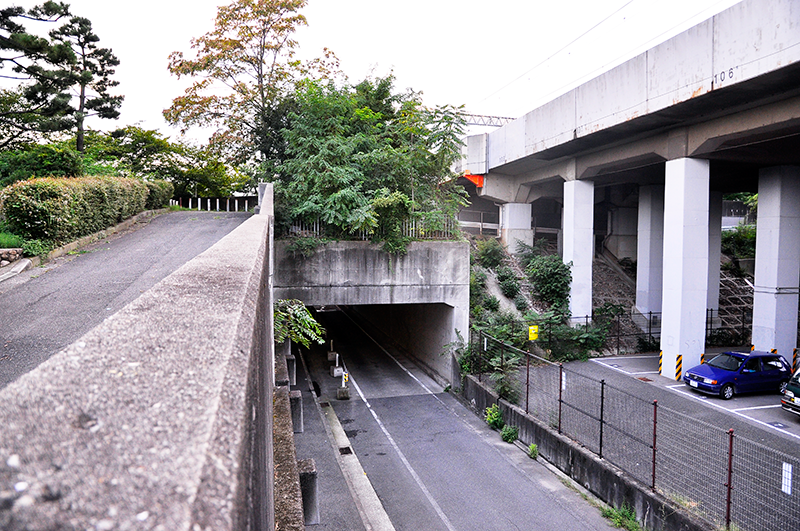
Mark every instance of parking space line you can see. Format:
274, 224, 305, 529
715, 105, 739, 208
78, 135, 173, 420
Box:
665, 385, 800, 441
732, 404, 782, 412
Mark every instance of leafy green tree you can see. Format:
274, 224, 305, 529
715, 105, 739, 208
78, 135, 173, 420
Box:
50, 15, 123, 152
73, 126, 247, 197
164, 0, 327, 167
276, 76, 467, 251
0, 142, 82, 187
0, 1, 75, 148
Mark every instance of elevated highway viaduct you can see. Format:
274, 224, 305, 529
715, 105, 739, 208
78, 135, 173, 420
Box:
462, 0, 800, 380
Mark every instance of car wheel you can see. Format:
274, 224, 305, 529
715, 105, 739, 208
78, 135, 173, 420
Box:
720, 384, 735, 400
779, 380, 789, 394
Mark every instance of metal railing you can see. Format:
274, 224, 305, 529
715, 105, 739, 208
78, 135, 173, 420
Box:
467, 329, 799, 531
284, 215, 461, 241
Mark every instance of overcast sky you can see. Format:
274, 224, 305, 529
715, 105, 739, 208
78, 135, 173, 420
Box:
12, 0, 742, 142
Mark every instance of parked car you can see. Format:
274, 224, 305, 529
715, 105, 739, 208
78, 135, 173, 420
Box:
781, 368, 800, 417
683, 351, 791, 400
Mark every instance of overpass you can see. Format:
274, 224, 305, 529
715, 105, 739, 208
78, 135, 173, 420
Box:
462, 0, 800, 380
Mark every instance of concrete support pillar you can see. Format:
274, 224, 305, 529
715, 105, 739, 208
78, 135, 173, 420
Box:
660, 158, 709, 379
635, 185, 664, 316
752, 166, 800, 362
707, 192, 723, 313
563, 180, 594, 319
499, 203, 533, 253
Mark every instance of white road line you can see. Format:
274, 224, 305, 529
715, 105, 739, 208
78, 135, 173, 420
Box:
349, 375, 458, 531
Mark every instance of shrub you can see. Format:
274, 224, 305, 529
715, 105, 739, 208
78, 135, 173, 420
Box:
484, 295, 500, 312
21, 238, 55, 257
496, 265, 515, 283
476, 237, 504, 269
526, 254, 572, 310
501, 425, 519, 443
0, 144, 83, 188
144, 180, 174, 210
0, 231, 23, 248
514, 294, 529, 312
528, 443, 539, 459
0, 177, 148, 242
470, 268, 488, 309
721, 223, 756, 259
484, 403, 504, 430
499, 275, 520, 299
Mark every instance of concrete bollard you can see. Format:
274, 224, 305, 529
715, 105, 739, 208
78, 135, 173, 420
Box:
327, 351, 337, 362
286, 354, 296, 386
298, 458, 319, 525
289, 390, 303, 433
330, 365, 343, 378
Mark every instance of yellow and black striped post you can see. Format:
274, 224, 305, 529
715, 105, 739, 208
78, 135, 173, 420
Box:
700, 352, 705, 365
658, 351, 663, 374
794, 348, 798, 372
771, 348, 778, 355
751, 344, 755, 352
675, 355, 683, 381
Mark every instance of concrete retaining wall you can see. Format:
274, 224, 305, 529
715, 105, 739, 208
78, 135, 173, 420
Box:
275, 240, 470, 384
458, 370, 715, 531
0, 214, 276, 530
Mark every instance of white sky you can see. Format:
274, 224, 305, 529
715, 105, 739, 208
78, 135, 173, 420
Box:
10, 0, 742, 142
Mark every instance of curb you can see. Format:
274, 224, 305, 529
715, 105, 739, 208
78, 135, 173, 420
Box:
0, 209, 169, 283
0, 258, 32, 283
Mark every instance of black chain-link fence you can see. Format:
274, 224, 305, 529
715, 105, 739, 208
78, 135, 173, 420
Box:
467, 329, 799, 531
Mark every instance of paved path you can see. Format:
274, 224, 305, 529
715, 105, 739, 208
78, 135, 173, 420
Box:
297, 310, 616, 531
0, 211, 249, 389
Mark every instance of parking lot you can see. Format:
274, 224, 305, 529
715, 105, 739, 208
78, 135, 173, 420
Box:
590, 353, 800, 443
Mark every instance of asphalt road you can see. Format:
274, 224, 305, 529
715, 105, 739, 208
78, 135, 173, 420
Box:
0, 210, 250, 389
302, 309, 616, 531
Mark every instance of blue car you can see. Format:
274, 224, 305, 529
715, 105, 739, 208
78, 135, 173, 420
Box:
683, 351, 792, 400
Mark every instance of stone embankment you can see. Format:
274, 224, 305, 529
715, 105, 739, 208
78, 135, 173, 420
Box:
0, 248, 22, 267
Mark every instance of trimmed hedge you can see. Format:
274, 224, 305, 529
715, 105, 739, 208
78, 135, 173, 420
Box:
0, 177, 149, 241
145, 180, 174, 210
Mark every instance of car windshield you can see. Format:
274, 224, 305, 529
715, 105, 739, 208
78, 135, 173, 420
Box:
791, 368, 800, 384
707, 353, 744, 371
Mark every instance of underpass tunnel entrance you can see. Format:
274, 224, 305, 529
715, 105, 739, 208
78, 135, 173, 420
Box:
308, 302, 459, 388
339, 303, 458, 387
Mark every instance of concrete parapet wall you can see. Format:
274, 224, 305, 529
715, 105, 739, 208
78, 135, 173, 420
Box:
459, 374, 715, 531
274, 240, 469, 307
0, 214, 275, 530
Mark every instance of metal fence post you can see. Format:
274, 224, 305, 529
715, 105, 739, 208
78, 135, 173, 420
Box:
599, 379, 605, 459
652, 400, 658, 491
725, 429, 734, 530
525, 349, 530, 415
558, 364, 563, 434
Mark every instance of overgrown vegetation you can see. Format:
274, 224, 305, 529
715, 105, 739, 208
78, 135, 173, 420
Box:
601, 503, 641, 531
271, 76, 467, 254
273, 299, 326, 348
484, 403, 504, 430
527, 443, 538, 459
500, 424, 519, 443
